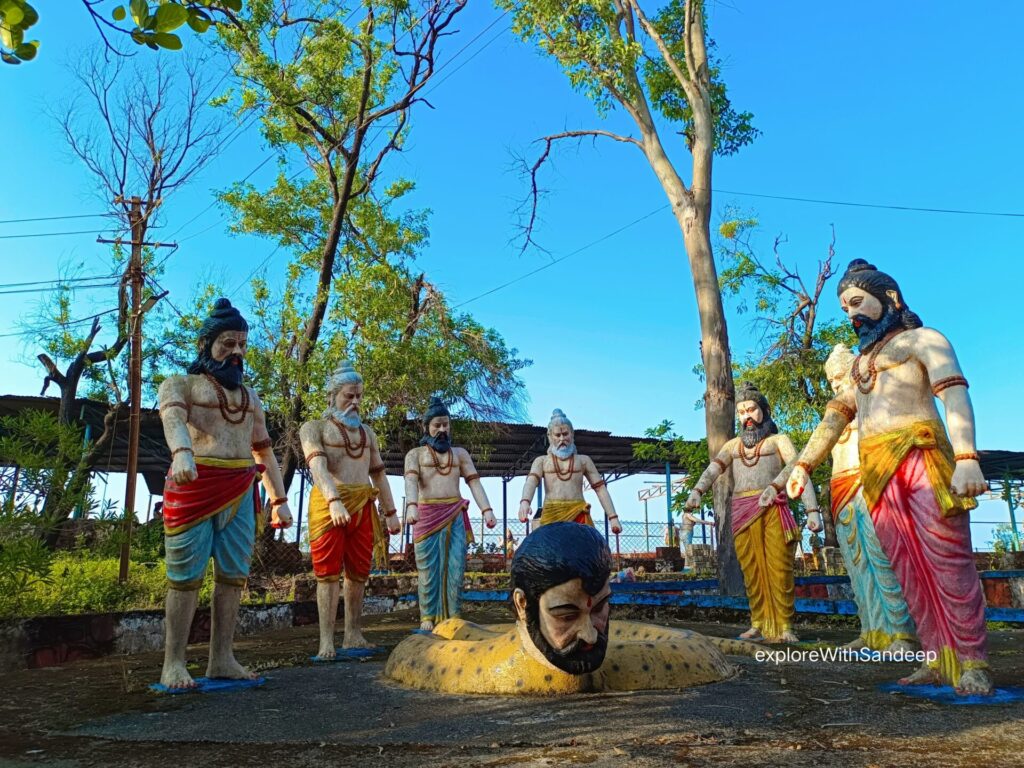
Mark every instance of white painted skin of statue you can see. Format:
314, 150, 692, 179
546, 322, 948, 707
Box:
299, 364, 400, 660
786, 259, 991, 695
518, 410, 623, 535
685, 390, 820, 643
158, 322, 292, 690
824, 343, 918, 655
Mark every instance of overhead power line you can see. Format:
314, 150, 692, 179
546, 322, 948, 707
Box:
0, 212, 117, 225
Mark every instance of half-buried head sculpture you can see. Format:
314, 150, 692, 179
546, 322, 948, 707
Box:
384, 523, 759, 694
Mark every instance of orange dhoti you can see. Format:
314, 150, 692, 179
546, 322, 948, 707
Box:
732, 490, 800, 640
308, 484, 386, 583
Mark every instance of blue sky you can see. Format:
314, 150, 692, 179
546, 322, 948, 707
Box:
1, 2, 1021, 544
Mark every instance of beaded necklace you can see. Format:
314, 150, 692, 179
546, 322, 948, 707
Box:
328, 417, 367, 459
851, 328, 904, 394
551, 453, 575, 481
738, 438, 765, 468
203, 373, 249, 425
427, 445, 454, 475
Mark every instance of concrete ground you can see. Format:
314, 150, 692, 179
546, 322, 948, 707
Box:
1, 605, 1022, 768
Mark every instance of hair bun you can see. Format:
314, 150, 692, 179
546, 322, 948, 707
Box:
845, 259, 876, 273
213, 298, 233, 311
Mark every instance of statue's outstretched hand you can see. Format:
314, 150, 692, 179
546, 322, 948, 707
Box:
518, 500, 532, 523
483, 509, 497, 529
272, 503, 293, 529
951, 459, 988, 498
170, 450, 198, 485
787, 466, 809, 499
805, 510, 823, 533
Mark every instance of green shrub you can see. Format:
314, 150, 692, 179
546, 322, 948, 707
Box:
0, 505, 54, 617
13, 554, 215, 617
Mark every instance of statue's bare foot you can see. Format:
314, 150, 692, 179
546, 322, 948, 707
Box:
772, 630, 800, 644
956, 669, 994, 696
738, 627, 762, 641
341, 629, 374, 649
206, 655, 258, 681
160, 660, 198, 690
884, 638, 919, 654
314, 643, 336, 661
843, 636, 868, 650
898, 664, 939, 686
420, 619, 435, 632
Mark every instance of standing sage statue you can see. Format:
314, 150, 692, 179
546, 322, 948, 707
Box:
157, 298, 292, 689
786, 260, 990, 695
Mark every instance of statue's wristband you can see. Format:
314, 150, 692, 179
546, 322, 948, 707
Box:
171, 447, 193, 458
271, 498, 287, 507
954, 452, 980, 462
796, 461, 812, 475
382, 508, 398, 517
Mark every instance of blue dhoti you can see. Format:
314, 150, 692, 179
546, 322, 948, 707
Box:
833, 471, 917, 650
413, 498, 472, 626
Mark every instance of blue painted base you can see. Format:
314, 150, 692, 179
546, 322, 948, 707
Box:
310, 647, 384, 663
149, 676, 266, 695
878, 682, 1024, 705
411, 628, 436, 636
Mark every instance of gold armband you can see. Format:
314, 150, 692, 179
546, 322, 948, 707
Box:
161, 400, 188, 413
251, 438, 273, 451
369, 463, 386, 474
825, 399, 856, 422
305, 450, 327, 463
711, 457, 727, 472
932, 375, 968, 396
464, 473, 481, 482
954, 451, 979, 462
590, 479, 607, 490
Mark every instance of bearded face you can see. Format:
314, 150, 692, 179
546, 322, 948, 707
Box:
420, 415, 452, 453
516, 577, 611, 675
548, 423, 576, 460
839, 286, 901, 351
736, 400, 772, 448
330, 383, 364, 428
191, 330, 247, 390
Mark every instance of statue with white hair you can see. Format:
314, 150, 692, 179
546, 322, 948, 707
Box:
518, 409, 622, 534
298, 360, 400, 659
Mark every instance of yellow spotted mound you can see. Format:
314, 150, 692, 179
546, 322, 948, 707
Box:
384, 619, 756, 695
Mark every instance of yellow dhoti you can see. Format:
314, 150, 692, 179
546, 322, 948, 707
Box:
732, 490, 798, 640
536, 499, 594, 528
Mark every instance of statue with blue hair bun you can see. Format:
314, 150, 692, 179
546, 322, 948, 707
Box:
518, 409, 622, 534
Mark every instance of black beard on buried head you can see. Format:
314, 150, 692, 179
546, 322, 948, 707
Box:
741, 417, 775, 448
187, 348, 245, 390
419, 432, 452, 453
525, 603, 608, 675
851, 302, 901, 352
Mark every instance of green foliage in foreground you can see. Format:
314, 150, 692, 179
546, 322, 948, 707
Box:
0, 555, 213, 619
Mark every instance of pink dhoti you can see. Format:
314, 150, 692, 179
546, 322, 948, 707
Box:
861, 422, 987, 686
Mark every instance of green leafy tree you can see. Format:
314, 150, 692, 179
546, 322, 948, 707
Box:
199, 1, 529, 486
717, 215, 858, 546
0, 1, 237, 64
633, 419, 708, 514
0, 410, 97, 549
501, 0, 758, 594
